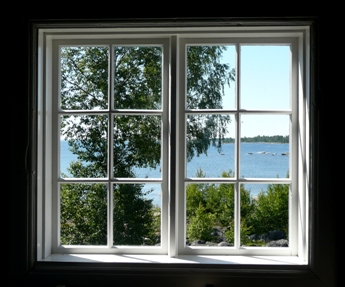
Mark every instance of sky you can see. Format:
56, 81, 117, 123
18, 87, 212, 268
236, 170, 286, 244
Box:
220, 45, 290, 137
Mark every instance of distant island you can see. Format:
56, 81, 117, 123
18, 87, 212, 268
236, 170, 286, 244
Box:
223, 135, 289, 144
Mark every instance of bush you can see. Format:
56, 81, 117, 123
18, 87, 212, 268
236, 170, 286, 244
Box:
186, 204, 216, 242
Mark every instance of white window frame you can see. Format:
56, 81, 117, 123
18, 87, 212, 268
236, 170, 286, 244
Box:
37, 25, 310, 265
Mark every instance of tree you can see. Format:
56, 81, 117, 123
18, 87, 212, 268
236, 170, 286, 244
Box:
186, 203, 216, 243
186, 169, 254, 245
186, 46, 235, 160
60, 45, 234, 245
248, 183, 289, 237
113, 184, 158, 245
60, 182, 107, 245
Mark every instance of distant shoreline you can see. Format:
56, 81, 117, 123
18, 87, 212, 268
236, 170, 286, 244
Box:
223, 135, 289, 144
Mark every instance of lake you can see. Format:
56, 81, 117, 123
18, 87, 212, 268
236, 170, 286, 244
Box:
60, 141, 289, 205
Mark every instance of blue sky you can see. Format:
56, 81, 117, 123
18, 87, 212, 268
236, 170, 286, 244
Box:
221, 45, 290, 137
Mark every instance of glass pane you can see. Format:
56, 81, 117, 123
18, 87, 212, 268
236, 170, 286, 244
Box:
240, 45, 290, 110
240, 115, 290, 178
113, 184, 161, 246
186, 114, 235, 178
186, 45, 236, 109
114, 46, 162, 109
113, 115, 161, 178
240, 183, 289, 247
60, 46, 109, 110
60, 115, 108, 178
60, 183, 107, 245
186, 183, 235, 246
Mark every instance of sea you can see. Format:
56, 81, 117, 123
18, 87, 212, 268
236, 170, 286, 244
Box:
60, 141, 289, 206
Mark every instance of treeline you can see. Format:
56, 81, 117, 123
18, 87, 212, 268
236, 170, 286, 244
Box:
223, 135, 289, 143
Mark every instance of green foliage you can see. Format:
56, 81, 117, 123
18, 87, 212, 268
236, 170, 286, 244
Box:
59, 45, 234, 245
113, 184, 157, 245
187, 46, 235, 109
186, 169, 289, 245
224, 219, 253, 245
186, 169, 255, 244
60, 183, 107, 245
186, 46, 235, 161
248, 183, 289, 236
186, 203, 216, 242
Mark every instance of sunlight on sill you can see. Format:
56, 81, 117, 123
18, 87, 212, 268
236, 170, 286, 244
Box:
41, 254, 307, 265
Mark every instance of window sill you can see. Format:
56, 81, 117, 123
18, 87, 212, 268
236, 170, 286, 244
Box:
41, 254, 307, 265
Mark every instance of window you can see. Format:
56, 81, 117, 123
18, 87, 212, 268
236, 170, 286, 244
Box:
37, 25, 309, 264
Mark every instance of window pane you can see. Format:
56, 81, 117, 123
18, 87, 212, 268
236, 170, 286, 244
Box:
113, 46, 162, 109
186, 45, 236, 109
60, 115, 108, 178
240, 45, 290, 110
240, 115, 290, 178
241, 183, 289, 247
113, 184, 161, 246
186, 114, 235, 178
60, 183, 107, 245
60, 46, 109, 110
186, 183, 235, 246
113, 115, 161, 178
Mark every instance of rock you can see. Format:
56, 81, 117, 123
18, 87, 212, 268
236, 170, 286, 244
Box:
211, 226, 228, 243
205, 241, 218, 246
266, 230, 286, 241
190, 239, 206, 246
249, 230, 287, 242
218, 241, 232, 246
266, 239, 289, 247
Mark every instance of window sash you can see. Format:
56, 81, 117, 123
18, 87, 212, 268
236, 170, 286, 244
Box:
176, 37, 298, 255
51, 39, 170, 254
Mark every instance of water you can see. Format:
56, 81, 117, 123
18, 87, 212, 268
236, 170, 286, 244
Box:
60, 141, 289, 205
187, 142, 289, 178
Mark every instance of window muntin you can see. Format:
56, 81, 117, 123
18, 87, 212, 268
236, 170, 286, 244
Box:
39, 31, 306, 260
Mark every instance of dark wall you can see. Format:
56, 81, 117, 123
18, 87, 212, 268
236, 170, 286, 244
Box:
11, 16, 336, 287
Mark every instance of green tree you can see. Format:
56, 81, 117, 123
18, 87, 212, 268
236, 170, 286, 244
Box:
224, 219, 253, 246
249, 183, 289, 236
113, 184, 158, 245
186, 203, 216, 242
186, 46, 235, 160
60, 46, 234, 245
186, 169, 254, 244
60, 182, 107, 245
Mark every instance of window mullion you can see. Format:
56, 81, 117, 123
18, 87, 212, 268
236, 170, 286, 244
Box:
52, 43, 61, 252
176, 37, 187, 256
234, 43, 241, 249
290, 38, 299, 256
168, 36, 178, 257
108, 44, 114, 248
